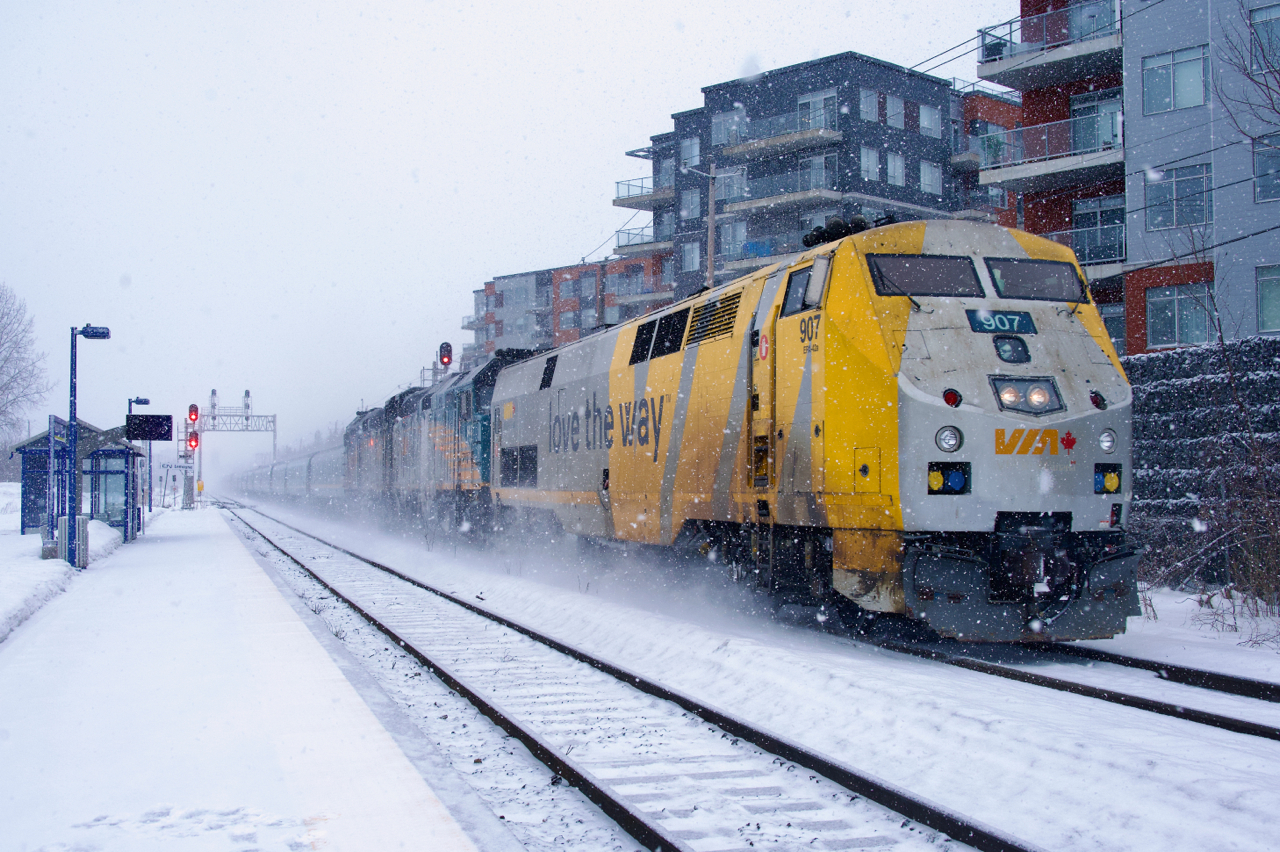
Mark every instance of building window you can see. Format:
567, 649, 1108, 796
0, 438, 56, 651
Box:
1252, 5, 1280, 71
861, 147, 879, 181
712, 108, 746, 146
860, 89, 878, 121
715, 169, 746, 202
1256, 135, 1280, 202
661, 256, 674, 286
799, 89, 838, 130
1146, 282, 1213, 347
886, 95, 905, 129
1143, 46, 1209, 114
718, 220, 746, 256
1099, 303, 1126, 355
1070, 88, 1122, 151
680, 137, 700, 168
1072, 195, 1125, 263
1146, 164, 1211, 230
919, 104, 942, 139
680, 188, 701, 220
920, 160, 942, 195
886, 152, 905, 186
657, 158, 675, 189
560, 311, 579, 330
1258, 265, 1280, 331
681, 242, 701, 273
801, 153, 837, 190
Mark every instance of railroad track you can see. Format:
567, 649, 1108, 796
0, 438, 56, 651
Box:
868, 637, 1280, 742
226, 504, 1041, 852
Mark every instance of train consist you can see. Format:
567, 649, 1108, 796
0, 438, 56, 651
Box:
243, 219, 1140, 642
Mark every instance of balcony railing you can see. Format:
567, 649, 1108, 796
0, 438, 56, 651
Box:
718, 105, 840, 147
1043, 223, 1126, 265
979, 0, 1119, 62
957, 186, 1009, 211
616, 176, 656, 200
720, 168, 838, 205
978, 111, 1122, 169
718, 230, 807, 261
615, 225, 674, 248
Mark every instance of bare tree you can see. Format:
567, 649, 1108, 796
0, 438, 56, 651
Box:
1214, 2, 1280, 141
0, 283, 51, 438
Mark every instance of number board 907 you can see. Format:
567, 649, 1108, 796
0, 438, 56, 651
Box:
965, 310, 1037, 335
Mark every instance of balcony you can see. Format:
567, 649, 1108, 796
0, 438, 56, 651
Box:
955, 187, 1009, 218
613, 176, 675, 210
977, 0, 1121, 91
719, 106, 842, 159
461, 313, 485, 331
614, 225, 674, 256
717, 231, 808, 270
978, 112, 1123, 192
721, 169, 841, 213
1043, 223, 1125, 267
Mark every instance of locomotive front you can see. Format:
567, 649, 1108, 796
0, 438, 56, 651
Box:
829, 221, 1140, 641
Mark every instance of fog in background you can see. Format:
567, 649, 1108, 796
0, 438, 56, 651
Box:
0, 0, 1015, 483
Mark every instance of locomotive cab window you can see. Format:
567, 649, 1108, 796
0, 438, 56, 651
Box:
985, 258, 1085, 302
866, 255, 983, 298
781, 268, 814, 317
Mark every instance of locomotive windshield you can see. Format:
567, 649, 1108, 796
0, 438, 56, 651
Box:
866, 255, 983, 298
985, 258, 1086, 302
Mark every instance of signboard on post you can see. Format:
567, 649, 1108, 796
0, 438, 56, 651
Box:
126, 414, 173, 441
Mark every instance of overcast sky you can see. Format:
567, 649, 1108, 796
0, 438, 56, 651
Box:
0, 0, 1015, 481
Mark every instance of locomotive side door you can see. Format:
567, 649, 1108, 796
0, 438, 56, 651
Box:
772, 256, 830, 512
750, 270, 787, 584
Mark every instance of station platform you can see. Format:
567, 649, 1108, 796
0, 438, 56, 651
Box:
0, 507, 523, 851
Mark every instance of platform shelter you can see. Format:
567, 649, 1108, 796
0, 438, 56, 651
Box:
12, 415, 146, 549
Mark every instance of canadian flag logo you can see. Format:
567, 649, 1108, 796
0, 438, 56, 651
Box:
1061, 431, 1077, 454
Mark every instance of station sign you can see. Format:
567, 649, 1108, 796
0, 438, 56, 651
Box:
126, 414, 174, 441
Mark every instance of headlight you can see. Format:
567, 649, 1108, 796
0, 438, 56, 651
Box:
1099, 429, 1116, 453
1026, 384, 1052, 409
998, 385, 1022, 407
989, 376, 1065, 416
935, 426, 963, 453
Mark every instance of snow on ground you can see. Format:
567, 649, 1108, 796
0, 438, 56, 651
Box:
0, 482, 139, 644
0, 507, 505, 852
249, 497, 1280, 852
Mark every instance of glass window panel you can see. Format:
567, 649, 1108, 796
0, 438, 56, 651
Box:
781, 269, 812, 316
1177, 285, 1211, 343
1173, 52, 1206, 109
1146, 287, 1177, 347
1146, 176, 1175, 229
680, 188, 700, 220
860, 89, 878, 121
985, 258, 1086, 302
919, 104, 942, 138
861, 147, 879, 181
1258, 266, 1280, 331
887, 152, 905, 186
680, 137, 700, 167
866, 255, 983, 297
1256, 135, 1280, 201
886, 95, 904, 129
1143, 61, 1172, 114
682, 242, 700, 272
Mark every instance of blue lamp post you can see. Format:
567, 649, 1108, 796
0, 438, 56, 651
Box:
67, 323, 110, 567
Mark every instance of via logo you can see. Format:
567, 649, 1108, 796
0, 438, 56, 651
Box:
995, 428, 1061, 455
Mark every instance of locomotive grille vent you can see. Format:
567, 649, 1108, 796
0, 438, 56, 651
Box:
685, 291, 742, 347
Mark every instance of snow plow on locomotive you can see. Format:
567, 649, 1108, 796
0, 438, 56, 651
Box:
243, 219, 1140, 642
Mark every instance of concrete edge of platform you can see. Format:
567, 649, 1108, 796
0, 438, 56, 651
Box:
223, 512, 528, 852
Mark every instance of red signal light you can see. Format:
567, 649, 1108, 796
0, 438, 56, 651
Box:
439, 342, 453, 367
187, 432, 199, 451
943, 388, 962, 408
188, 403, 199, 423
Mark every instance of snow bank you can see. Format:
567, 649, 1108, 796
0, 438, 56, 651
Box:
0, 482, 164, 644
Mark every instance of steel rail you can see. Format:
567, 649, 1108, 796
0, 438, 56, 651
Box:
1023, 642, 1280, 704
229, 505, 1045, 852
875, 639, 1280, 742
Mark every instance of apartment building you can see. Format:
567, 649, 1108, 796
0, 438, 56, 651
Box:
615, 52, 987, 300
975, 0, 1280, 354
459, 254, 675, 370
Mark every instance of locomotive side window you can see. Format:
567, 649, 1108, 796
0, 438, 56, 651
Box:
650, 308, 690, 360
781, 269, 813, 317
630, 321, 657, 365
985, 258, 1085, 302
499, 445, 539, 487
539, 355, 558, 390
866, 255, 983, 297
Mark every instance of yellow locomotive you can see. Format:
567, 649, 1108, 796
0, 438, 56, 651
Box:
491, 220, 1139, 642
